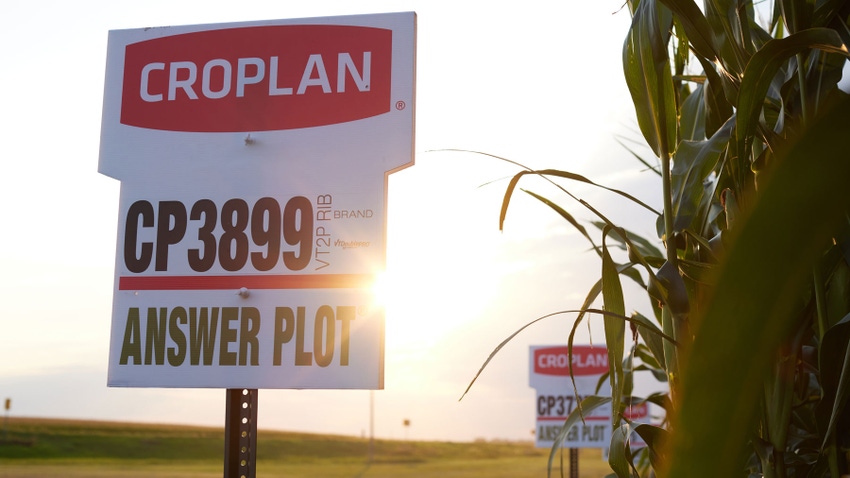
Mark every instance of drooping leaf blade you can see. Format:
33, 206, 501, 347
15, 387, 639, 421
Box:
500, 169, 661, 231
522, 189, 599, 254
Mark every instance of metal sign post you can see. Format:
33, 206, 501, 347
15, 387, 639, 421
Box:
224, 389, 257, 478
3, 398, 9, 441
569, 448, 578, 478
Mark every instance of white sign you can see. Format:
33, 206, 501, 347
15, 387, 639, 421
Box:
99, 12, 416, 389
530, 345, 612, 448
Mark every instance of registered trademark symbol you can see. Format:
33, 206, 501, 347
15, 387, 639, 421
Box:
395, 100, 406, 111
357, 306, 369, 316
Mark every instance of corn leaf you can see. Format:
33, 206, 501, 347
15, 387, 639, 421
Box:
632, 312, 667, 371
669, 117, 734, 233
664, 96, 850, 478
602, 229, 627, 423
608, 423, 634, 478
735, 28, 848, 164
499, 169, 660, 231
818, 312, 850, 447
623, 0, 677, 160
812, 0, 848, 28
590, 222, 665, 265
679, 82, 706, 141
634, 423, 669, 471
658, 0, 720, 62
521, 189, 600, 254
704, 0, 748, 76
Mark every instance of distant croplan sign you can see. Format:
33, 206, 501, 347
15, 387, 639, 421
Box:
529, 345, 650, 449
98, 12, 416, 389
529, 345, 612, 448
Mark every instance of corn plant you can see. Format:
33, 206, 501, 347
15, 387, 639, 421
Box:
467, 0, 850, 476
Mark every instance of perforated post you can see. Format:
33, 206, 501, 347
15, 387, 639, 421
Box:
224, 388, 257, 478
569, 447, 578, 478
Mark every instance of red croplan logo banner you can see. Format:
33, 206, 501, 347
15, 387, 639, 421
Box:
534, 346, 609, 376
121, 25, 393, 132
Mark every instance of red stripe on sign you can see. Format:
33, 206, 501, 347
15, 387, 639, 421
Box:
118, 274, 372, 290
537, 416, 609, 422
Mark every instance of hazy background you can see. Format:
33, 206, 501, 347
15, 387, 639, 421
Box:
0, 0, 663, 442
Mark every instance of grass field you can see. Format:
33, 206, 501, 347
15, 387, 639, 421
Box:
0, 417, 614, 477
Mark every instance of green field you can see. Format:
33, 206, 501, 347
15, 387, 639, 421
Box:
0, 417, 613, 477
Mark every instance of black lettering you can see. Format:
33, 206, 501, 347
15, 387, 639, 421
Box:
124, 201, 154, 273
119, 308, 142, 364
219, 199, 249, 271
219, 307, 238, 365
188, 199, 217, 272
314, 254, 330, 270
155, 201, 186, 271
239, 307, 260, 366
283, 196, 313, 271
295, 307, 312, 366
155, 201, 187, 271
144, 307, 166, 365
314, 305, 335, 367
273, 307, 295, 366
167, 307, 187, 366
336, 306, 355, 366
189, 307, 219, 365
250, 197, 281, 272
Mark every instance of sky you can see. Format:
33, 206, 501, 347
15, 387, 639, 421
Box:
0, 0, 664, 442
